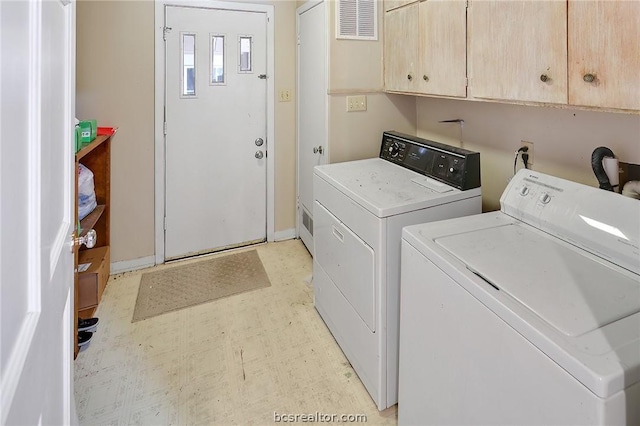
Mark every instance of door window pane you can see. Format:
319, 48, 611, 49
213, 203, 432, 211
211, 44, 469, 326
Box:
181, 33, 196, 96
210, 35, 225, 84
239, 36, 252, 73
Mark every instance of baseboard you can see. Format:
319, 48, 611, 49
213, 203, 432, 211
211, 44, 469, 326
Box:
110, 255, 156, 274
273, 228, 297, 242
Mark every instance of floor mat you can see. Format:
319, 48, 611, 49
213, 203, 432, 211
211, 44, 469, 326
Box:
132, 249, 271, 322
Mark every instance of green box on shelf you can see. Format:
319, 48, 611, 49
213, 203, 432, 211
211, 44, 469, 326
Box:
79, 119, 97, 143
74, 126, 82, 153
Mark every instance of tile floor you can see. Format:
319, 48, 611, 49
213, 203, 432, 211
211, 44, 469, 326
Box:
74, 239, 397, 425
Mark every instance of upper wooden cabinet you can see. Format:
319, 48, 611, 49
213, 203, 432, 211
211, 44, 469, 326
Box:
419, 0, 467, 97
468, 0, 567, 104
384, 0, 467, 97
383, 0, 639, 111
568, 0, 640, 110
384, 2, 419, 93
385, 0, 416, 12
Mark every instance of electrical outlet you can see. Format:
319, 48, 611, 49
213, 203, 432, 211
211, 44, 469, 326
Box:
278, 89, 291, 102
346, 95, 367, 112
521, 140, 534, 166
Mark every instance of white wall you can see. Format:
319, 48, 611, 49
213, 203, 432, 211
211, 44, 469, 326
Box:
329, 93, 416, 163
325, 0, 416, 163
415, 97, 640, 211
76, 0, 155, 264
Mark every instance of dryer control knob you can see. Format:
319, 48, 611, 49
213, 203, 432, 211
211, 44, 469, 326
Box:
388, 142, 401, 158
519, 186, 529, 196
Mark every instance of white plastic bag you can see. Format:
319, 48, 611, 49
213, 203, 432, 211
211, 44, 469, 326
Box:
78, 163, 97, 220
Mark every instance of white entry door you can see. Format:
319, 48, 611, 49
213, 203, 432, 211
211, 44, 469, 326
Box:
164, 6, 267, 260
297, 1, 327, 256
1, 1, 76, 424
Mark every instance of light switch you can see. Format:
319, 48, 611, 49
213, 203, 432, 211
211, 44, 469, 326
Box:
346, 95, 367, 112
278, 90, 292, 102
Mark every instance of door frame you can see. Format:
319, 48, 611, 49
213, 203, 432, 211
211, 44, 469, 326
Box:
296, 0, 329, 248
154, 0, 275, 264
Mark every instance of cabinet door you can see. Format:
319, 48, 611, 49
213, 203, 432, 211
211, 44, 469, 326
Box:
468, 0, 567, 103
419, 0, 467, 97
385, 0, 417, 12
569, 0, 640, 110
384, 2, 419, 92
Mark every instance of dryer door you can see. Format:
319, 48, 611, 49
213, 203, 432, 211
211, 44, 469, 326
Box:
314, 201, 376, 331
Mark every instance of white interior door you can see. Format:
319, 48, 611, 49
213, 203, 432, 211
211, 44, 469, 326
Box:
164, 6, 267, 260
297, 0, 327, 256
1, 1, 76, 424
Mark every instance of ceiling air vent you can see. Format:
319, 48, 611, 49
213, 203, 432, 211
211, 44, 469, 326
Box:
336, 0, 377, 41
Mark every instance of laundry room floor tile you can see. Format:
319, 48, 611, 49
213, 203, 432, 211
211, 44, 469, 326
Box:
74, 239, 397, 425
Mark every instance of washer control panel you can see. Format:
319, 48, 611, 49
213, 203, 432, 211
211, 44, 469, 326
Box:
502, 169, 640, 276
379, 131, 481, 190
516, 182, 553, 206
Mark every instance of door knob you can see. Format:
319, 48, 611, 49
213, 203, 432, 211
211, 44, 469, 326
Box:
313, 146, 324, 154
255, 151, 264, 159
583, 73, 596, 83
255, 138, 264, 146
73, 229, 97, 249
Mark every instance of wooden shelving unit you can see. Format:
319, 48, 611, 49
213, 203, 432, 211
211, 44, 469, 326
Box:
74, 133, 113, 358
79, 204, 105, 236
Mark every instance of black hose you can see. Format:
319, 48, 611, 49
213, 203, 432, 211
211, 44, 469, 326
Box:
591, 147, 615, 191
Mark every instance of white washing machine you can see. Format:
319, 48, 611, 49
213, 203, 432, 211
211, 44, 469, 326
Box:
313, 131, 482, 410
399, 169, 640, 425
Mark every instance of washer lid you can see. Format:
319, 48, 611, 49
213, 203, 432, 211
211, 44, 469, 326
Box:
436, 223, 640, 337
314, 159, 480, 217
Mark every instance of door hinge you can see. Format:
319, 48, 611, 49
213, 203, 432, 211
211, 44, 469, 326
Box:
465, 77, 469, 87
163, 26, 172, 41
297, 35, 301, 45
163, 121, 167, 135
164, 217, 167, 230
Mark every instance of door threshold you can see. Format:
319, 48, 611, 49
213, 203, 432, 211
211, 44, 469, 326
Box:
165, 238, 267, 264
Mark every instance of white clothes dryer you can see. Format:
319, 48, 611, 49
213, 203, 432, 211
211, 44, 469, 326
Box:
313, 131, 482, 410
399, 169, 640, 425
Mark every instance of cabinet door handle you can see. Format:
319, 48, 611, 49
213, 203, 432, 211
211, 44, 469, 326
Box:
583, 73, 596, 83
407, 74, 413, 81
423, 75, 429, 82
540, 74, 549, 82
